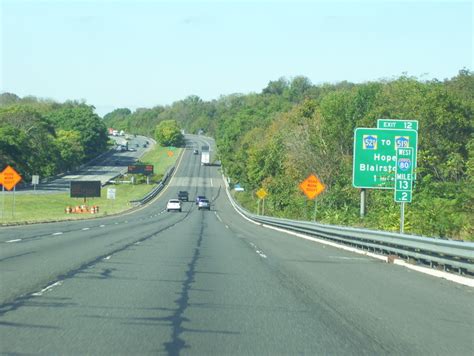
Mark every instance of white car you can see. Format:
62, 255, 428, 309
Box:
166, 199, 182, 212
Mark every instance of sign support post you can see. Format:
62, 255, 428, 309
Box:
256, 188, 268, 215
394, 147, 414, 233
32, 175, 40, 193
1, 185, 4, 220
360, 188, 366, 217
12, 186, 16, 218
299, 174, 325, 222
0, 165, 23, 219
313, 200, 318, 222
400, 202, 405, 234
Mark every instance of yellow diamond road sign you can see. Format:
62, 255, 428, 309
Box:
299, 174, 325, 200
0, 165, 22, 191
256, 188, 268, 199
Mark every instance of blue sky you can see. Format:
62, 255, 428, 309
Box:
1, 0, 472, 116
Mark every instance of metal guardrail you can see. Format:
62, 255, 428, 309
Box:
129, 167, 175, 205
225, 185, 474, 275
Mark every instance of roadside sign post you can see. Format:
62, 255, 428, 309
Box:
32, 175, 40, 192
256, 188, 268, 215
107, 188, 116, 200
353, 128, 418, 189
1, 185, 4, 220
0, 172, 3, 219
13, 186, 16, 217
360, 188, 366, 217
313, 200, 318, 222
353, 127, 417, 222
299, 174, 325, 222
0, 166, 23, 219
400, 202, 405, 234
395, 147, 415, 233
353, 121, 419, 228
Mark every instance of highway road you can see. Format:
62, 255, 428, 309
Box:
0, 136, 473, 355
15, 135, 152, 194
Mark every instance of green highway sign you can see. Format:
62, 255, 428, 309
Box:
395, 190, 412, 202
353, 128, 418, 189
377, 119, 419, 131
394, 147, 414, 202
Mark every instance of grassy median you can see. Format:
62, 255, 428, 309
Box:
0, 145, 182, 225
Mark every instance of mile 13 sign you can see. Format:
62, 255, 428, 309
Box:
352, 128, 417, 189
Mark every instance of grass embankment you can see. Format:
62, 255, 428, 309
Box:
0, 145, 181, 225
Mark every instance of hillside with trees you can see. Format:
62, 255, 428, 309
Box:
0, 94, 108, 181
104, 70, 473, 240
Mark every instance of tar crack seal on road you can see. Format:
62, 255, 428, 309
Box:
164, 221, 204, 355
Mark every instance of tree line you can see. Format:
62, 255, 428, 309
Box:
104, 69, 473, 240
0, 93, 108, 181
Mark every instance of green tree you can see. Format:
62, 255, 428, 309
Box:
155, 120, 184, 146
55, 130, 85, 171
47, 105, 108, 159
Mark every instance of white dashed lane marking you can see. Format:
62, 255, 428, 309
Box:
82, 228, 90, 231
6, 239, 22, 243
52, 232, 63, 236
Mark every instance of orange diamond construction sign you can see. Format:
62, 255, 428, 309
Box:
299, 174, 325, 200
0, 165, 22, 191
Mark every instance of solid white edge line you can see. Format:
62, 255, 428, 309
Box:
6, 239, 22, 243
393, 259, 474, 287
261, 223, 474, 288
223, 174, 474, 288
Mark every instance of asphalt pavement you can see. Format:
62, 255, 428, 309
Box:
0, 136, 473, 355
13, 135, 152, 194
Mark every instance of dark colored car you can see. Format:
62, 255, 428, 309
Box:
195, 195, 206, 205
178, 191, 189, 202
193, 149, 199, 155
198, 199, 210, 210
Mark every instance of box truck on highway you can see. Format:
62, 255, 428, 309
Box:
201, 151, 210, 166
